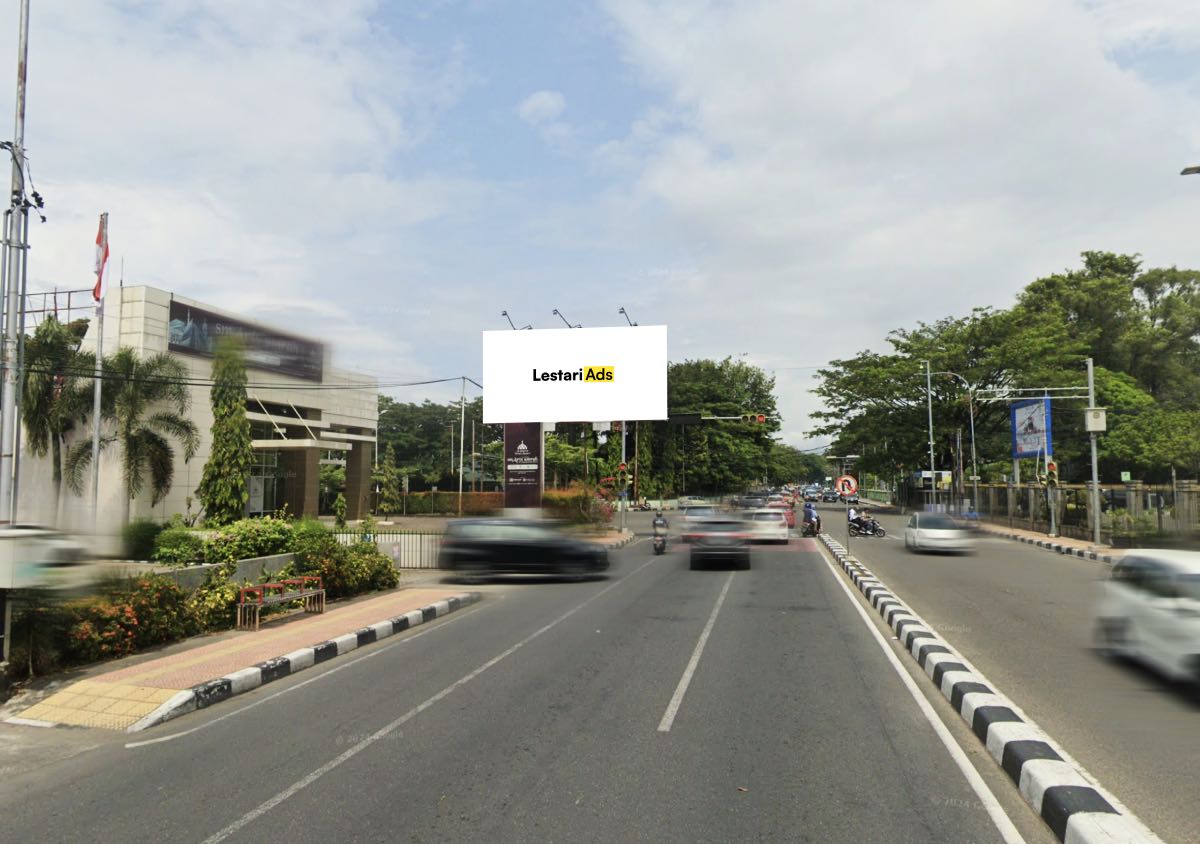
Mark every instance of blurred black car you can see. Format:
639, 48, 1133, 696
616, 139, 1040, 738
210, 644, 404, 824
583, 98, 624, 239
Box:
821, 489, 840, 502
438, 519, 609, 581
687, 517, 750, 570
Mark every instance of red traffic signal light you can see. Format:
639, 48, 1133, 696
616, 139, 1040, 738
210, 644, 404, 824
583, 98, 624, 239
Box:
756, 414, 766, 424
618, 463, 627, 472
1046, 461, 1057, 473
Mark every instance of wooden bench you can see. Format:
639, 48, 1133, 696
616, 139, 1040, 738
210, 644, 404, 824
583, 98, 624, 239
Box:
237, 576, 325, 631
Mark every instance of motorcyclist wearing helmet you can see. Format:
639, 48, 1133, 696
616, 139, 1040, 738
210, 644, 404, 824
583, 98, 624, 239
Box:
652, 510, 668, 536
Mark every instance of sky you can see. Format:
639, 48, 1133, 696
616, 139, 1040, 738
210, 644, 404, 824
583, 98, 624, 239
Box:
4, 0, 1200, 450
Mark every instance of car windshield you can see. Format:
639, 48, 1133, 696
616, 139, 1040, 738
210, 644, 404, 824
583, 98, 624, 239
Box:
919, 515, 959, 530
1177, 574, 1200, 601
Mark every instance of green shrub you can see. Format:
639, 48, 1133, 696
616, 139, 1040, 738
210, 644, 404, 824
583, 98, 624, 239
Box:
203, 516, 294, 568
122, 518, 164, 560
123, 576, 197, 647
334, 493, 347, 528
186, 578, 241, 632
290, 518, 341, 570
153, 527, 206, 566
351, 542, 399, 592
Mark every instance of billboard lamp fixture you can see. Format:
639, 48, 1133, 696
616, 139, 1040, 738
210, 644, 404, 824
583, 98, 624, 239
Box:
501, 310, 532, 330
618, 307, 638, 326
552, 309, 581, 328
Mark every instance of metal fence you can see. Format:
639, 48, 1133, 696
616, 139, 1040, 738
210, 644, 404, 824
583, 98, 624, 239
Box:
972, 481, 1200, 547
332, 531, 443, 569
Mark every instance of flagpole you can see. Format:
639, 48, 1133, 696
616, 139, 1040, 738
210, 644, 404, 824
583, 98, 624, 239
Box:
90, 214, 108, 530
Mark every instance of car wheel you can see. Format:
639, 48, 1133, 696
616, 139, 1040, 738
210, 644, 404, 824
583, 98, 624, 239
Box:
1094, 617, 1127, 657
458, 563, 488, 585
561, 559, 589, 582
689, 555, 701, 570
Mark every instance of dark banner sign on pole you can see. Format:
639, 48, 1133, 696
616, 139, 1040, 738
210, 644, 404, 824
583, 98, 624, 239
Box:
167, 300, 324, 382
504, 422, 543, 510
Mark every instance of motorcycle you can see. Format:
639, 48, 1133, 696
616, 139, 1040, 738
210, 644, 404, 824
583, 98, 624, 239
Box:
653, 533, 667, 555
801, 517, 822, 537
848, 518, 886, 538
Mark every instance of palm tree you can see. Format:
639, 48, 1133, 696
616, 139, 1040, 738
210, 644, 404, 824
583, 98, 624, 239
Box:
65, 347, 200, 524
22, 317, 95, 523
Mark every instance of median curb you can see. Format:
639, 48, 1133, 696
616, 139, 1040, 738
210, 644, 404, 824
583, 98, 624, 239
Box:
977, 527, 1119, 564
817, 533, 1162, 844
125, 592, 482, 733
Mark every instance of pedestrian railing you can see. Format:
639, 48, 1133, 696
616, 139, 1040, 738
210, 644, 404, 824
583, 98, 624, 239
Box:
331, 530, 443, 569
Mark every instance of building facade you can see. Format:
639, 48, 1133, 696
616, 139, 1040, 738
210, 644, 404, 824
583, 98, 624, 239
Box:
18, 286, 377, 533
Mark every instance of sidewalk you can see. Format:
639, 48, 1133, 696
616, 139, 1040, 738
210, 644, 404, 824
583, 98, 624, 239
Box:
7, 585, 481, 733
976, 522, 1124, 564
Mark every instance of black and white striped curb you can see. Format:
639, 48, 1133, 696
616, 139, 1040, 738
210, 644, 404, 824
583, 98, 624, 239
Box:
818, 535, 1161, 844
127, 592, 482, 733
979, 528, 1118, 564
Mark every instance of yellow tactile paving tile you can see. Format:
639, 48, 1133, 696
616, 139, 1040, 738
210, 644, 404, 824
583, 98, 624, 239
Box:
17, 681, 184, 730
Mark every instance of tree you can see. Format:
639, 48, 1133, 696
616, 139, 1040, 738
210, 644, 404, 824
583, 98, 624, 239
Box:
371, 443, 403, 514
21, 316, 94, 522
197, 337, 253, 526
65, 347, 200, 523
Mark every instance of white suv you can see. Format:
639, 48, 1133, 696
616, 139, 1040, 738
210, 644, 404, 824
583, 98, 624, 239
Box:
1095, 550, 1200, 689
747, 509, 790, 545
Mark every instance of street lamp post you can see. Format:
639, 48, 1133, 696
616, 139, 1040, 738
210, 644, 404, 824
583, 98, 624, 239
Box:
925, 361, 936, 510
932, 370, 979, 518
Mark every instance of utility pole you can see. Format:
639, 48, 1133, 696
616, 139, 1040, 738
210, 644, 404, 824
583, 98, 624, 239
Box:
0, 0, 31, 525
457, 377, 466, 517
925, 360, 936, 511
1087, 358, 1102, 545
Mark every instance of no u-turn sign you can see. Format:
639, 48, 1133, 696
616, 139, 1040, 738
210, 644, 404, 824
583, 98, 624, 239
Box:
836, 475, 858, 496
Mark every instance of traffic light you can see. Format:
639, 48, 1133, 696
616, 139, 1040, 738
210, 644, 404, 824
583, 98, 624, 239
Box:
1046, 461, 1058, 487
618, 462, 628, 488
740, 413, 766, 423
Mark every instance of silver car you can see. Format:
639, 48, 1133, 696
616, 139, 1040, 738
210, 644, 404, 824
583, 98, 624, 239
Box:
903, 513, 975, 554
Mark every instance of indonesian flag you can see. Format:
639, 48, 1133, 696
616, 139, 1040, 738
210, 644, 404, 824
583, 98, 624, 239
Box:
92, 212, 110, 302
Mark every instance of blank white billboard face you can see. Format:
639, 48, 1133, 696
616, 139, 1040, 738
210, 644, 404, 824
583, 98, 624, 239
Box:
483, 326, 668, 423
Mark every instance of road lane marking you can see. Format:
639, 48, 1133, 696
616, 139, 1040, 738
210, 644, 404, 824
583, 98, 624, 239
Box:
199, 554, 662, 844
657, 571, 734, 733
124, 596, 500, 750
815, 548, 1026, 844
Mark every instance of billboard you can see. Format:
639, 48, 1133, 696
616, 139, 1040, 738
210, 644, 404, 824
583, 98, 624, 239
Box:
482, 326, 668, 424
1011, 398, 1053, 459
168, 300, 324, 382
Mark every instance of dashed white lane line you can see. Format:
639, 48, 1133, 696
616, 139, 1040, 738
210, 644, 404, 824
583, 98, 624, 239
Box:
657, 571, 735, 733
199, 555, 662, 844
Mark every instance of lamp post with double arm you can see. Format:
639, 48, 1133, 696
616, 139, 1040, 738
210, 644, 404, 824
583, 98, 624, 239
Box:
931, 370, 979, 517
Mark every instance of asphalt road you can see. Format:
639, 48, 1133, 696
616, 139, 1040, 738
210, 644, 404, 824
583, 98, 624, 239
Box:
818, 504, 1198, 844
0, 522, 1063, 843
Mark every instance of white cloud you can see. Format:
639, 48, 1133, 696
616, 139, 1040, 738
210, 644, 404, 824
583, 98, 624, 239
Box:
597, 0, 1200, 446
10, 0, 479, 384
517, 90, 567, 125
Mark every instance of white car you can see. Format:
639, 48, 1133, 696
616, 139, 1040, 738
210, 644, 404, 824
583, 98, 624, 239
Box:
904, 513, 975, 554
676, 495, 707, 510
747, 508, 790, 544
1095, 550, 1200, 688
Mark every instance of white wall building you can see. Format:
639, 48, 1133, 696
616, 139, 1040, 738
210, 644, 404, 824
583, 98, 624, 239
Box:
17, 286, 378, 536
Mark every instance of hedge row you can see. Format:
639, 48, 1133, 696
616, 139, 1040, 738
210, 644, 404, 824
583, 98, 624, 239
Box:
6, 519, 398, 681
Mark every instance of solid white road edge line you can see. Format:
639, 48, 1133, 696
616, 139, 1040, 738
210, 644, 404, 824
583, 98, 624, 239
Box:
198, 554, 662, 844
657, 571, 735, 733
125, 595, 500, 750
816, 548, 1027, 844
